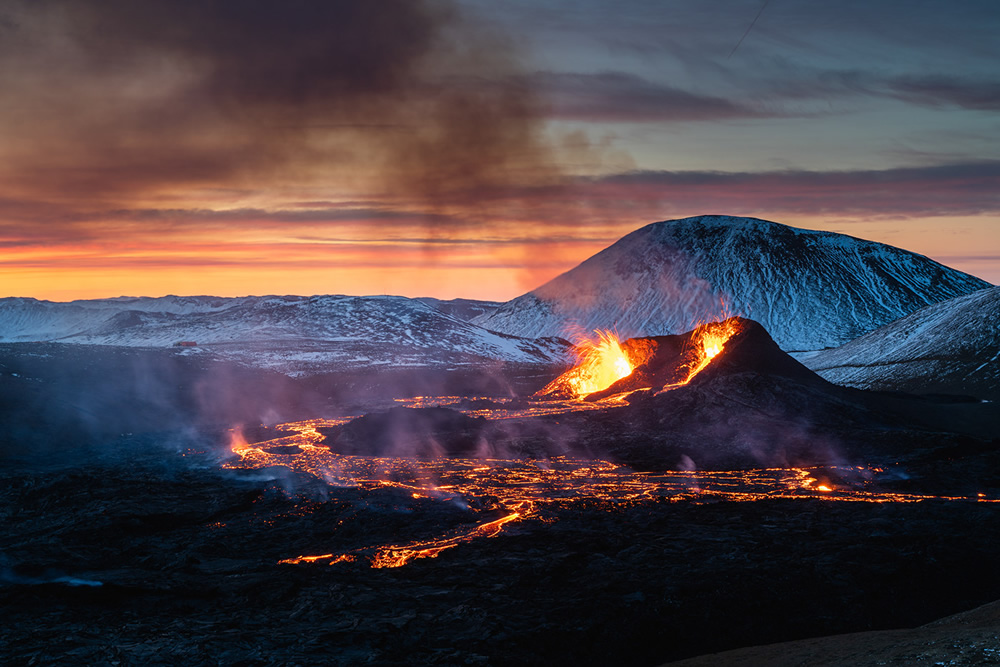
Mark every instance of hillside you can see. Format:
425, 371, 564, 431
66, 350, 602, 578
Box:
806, 286, 1000, 400
475, 216, 991, 351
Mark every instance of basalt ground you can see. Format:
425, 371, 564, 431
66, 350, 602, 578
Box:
4, 446, 1000, 666
3, 343, 1000, 665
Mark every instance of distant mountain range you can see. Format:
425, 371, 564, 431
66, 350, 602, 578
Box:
474, 215, 990, 351
0, 216, 993, 391
805, 286, 1000, 401
0, 294, 564, 375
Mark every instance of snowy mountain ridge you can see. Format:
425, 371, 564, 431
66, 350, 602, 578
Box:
804, 286, 1000, 400
474, 215, 992, 351
0, 294, 563, 375
2, 215, 992, 375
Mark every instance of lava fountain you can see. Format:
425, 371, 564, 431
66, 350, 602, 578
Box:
541, 329, 635, 398
660, 316, 744, 392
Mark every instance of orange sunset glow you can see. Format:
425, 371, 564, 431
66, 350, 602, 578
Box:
3, 208, 997, 301
1, 0, 997, 301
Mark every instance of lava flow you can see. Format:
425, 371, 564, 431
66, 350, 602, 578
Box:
225, 418, 996, 569
222, 317, 991, 569
659, 317, 743, 392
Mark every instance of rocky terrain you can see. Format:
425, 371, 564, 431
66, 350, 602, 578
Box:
3, 447, 1000, 666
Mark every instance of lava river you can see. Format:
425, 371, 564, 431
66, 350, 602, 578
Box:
226, 417, 995, 569
222, 320, 997, 568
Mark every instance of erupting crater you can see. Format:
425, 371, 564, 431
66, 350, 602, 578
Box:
218, 316, 998, 570
538, 316, 745, 401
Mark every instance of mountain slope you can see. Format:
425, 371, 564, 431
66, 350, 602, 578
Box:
0, 295, 566, 375
474, 216, 991, 351
805, 286, 1000, 400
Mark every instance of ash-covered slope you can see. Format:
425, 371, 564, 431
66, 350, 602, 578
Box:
475, 216, 991, 351
805, 286, 1000, 400
0, 295, 564, 375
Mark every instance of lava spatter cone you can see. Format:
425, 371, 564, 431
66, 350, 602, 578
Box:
537, 317, 817, 402
683, 317, 832, 388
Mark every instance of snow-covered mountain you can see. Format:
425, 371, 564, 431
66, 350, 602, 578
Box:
804, 286, 1000, 400
0, 295, 565, 375
474, 216, 992, 352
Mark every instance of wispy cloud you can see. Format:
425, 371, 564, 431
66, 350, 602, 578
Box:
530, 71, 768, 122
884, 75, 1000, 111
580, 162, 1000, 218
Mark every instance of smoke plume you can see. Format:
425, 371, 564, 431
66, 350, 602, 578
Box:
0, 0, 555, 211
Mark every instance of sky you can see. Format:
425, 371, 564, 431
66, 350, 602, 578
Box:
1, 0, 997, 301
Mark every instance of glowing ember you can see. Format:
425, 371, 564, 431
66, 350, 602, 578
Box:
224, 418, 998, 568
547, 329, 634, 398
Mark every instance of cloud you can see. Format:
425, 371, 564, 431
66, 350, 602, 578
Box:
531, 71, 767, 122
0, 0, 557, 209
580, 162, 1000, 218
885, 75, 1000, 111
760, 70, 1000, 113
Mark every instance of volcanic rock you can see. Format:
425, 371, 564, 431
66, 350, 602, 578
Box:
322, 407, 491, 457
7, 450, 1000, 666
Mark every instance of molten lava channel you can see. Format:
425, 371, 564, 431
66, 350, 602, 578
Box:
225, 420, 997, 569
219, 318, 994, 569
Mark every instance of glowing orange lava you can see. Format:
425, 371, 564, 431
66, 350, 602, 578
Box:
544, 329, 634, 398
660, 317, 744, 392
224, 418, 998, 569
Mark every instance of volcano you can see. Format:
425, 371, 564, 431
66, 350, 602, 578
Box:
537, 317, 751, 401
474, 215, 990, 351
525, 318, 869, 470
4, 222, 1000, 667
282, 317, 999, 473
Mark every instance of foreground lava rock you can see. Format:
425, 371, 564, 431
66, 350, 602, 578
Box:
4, 449, 1000, 666
321, 406, 491, 457
3, 315, 1000, 665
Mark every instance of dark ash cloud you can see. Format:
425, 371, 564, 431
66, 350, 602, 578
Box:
0, 0, 556, 207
